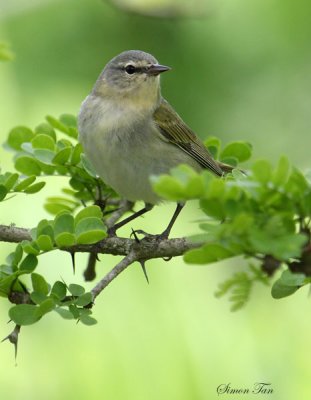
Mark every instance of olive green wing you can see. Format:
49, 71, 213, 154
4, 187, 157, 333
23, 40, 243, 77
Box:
153, 99, 223, 176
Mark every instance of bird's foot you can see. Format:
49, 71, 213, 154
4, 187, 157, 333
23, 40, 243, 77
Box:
130, 228, 171, 242
130, 229, 162, 242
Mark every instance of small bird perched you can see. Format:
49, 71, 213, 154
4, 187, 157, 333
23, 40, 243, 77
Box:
78, 50, 229, 237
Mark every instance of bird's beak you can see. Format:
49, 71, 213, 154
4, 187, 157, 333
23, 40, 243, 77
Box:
147, 64, 171, 76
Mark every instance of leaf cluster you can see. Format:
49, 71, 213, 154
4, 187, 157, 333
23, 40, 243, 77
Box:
0, 245, 96, 326
5, 115, 117, 215
0, 172, 45, 201
0, 204, 107, 326
152, 139, 311, 305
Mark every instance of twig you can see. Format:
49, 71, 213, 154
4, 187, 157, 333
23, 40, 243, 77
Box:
104, 199, 133, 229
91, 251, 138, 299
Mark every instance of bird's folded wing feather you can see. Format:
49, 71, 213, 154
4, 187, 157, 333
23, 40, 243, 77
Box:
153, 99, 223, 176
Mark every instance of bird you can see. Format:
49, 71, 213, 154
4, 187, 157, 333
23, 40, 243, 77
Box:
78, 50, 230, 238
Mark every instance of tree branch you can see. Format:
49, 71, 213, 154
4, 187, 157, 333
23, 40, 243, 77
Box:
0, 224, 31, 242
0, 224, 200, 258
0, 223, 201, 299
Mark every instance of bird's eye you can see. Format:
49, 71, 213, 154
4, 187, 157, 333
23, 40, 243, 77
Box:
125, 64, 136, 74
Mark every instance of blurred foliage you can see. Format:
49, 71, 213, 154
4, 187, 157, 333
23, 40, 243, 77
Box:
107, 0, 210, 18
1, 0, 311, 166
0, 41, 14, 61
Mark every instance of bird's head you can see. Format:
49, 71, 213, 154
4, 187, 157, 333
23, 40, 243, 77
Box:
93, 50, 171, 110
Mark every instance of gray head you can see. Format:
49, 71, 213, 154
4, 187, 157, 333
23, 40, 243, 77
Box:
92, 50, 170, 108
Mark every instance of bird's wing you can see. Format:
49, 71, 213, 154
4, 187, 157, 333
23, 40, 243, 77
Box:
153, 99, 223, 176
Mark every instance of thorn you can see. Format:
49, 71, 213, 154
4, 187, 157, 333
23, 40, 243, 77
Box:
70, 252, 76, 274
130, 228, 140, 243
139, 260, 149, 284
2, 324, 21, 362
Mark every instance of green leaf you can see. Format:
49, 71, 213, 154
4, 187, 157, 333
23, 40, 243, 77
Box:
54, 212, 74, 236
200, 198, 225, 220
80, 154, 98, 177
52, 147, 71, 165
68, 283, 85, 296
51, 281, 67, 300
79, 315, 97, 326
0, 185, 8, 201
31, 134, 55, 151
59, 114, 77, 128
56, 138, 73, 150
220, 141, 252, 163
272, 156, 290, 186
271, 269, 306, 299
4, 173, 19, 190
46, 115, 77, 138
55, 232, 76, 247
75, 217, 106, 244
33, 149, 55, 165
204, 136, 221, 159
35, 123, 57, 141
249, 230, 306, 260
7, 126, 34, 150
53, 212, 75, 246
44, 202, 75, 215
21, 240, 40, 255
0, 274, 21, 297
23, 181, 46, 194
152, 175, 185, 200
19, 254, 38, 273
55, 307, 74, 319
76, 292, 93, 306
9, 304, 41, 325
37, 298, 55, 316
75, 205, 103, 225
271, 280, 299, 299
15, 156, 41, 176
36, 220, 54, 238
220, 157, 238, 167
30, 291, 48, 305
31, 273, 49, 295
70, 143, 83, 165
184, 243, 235, 264
252, 159, 272, 184
10, 244, 23, 266
46, 115, 69, 133
36, 235, 54, 251
278, 269, 305, 286
13, 175, 36, 191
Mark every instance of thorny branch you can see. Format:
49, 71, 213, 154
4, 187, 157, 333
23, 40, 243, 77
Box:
0, 224, 202, 299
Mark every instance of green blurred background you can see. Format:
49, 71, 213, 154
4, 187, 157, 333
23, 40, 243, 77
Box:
1, 0, 311, 399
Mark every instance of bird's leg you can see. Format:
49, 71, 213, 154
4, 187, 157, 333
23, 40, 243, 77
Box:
158, 202, 185, 239
108, 203, 154, 236
134, 202, 185, 240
